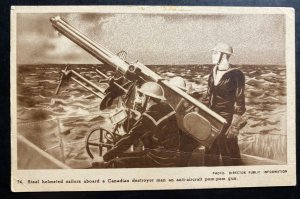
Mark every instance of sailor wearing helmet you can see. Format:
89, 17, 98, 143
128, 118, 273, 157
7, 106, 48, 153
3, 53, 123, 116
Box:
205, 42, 246, 166
94, 82, 180, 168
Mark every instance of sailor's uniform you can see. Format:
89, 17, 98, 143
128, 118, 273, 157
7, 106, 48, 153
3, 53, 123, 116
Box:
208, 66, 246, 122
205, 66, 246, 166
103, 102, 180, 168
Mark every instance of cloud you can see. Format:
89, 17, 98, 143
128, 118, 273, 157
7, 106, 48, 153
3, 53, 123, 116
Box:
42, 33, 99, 64
16, 13, 285, 65
85, 14, 285, 64
17, 13, 100, 64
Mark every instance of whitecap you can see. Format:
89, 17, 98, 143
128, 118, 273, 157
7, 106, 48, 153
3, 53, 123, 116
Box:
260, 72, 278, 77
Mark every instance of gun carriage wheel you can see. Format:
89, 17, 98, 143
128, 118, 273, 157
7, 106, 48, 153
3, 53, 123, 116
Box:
85, 128, 115, 159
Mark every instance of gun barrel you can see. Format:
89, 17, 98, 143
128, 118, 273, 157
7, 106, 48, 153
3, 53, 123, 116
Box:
50, 16, 227, 125
50, 16, 129, 74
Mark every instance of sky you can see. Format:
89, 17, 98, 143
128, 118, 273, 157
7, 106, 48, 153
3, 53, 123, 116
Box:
16, 13, 285, 65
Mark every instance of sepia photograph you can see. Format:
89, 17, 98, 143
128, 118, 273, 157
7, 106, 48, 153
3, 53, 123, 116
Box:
11, 6, 296, 191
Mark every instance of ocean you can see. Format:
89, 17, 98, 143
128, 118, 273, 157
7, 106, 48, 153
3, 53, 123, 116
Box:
16, 64, 287, 168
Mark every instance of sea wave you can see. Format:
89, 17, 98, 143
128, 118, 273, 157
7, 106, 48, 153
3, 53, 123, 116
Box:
16, 64, 287, 166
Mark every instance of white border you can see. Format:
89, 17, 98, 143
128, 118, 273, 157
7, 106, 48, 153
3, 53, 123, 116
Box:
10, 6, 296, 192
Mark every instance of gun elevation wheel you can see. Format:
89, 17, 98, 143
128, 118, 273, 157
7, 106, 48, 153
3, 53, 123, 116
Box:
85, 128, 115, 159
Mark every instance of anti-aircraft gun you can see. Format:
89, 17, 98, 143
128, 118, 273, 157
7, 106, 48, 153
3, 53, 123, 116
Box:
50, 16, 227, 161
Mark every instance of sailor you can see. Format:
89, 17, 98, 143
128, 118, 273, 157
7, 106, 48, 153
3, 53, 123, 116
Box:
169, 76, 200, 166
94, 82, 180, 168
204, 42, 246, 166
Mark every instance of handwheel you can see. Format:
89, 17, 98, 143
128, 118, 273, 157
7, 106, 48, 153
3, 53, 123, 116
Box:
85, 128, 115, 159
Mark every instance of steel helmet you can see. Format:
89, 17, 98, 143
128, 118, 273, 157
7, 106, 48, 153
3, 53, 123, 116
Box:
212, 42, 234, 55
137, 82, 166, 100
169, 76, 188, 92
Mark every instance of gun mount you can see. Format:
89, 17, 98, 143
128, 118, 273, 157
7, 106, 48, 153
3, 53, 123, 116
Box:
50, 16, 227, 160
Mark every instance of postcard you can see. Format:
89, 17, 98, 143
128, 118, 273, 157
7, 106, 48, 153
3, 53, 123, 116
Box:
11, 6, 296, 191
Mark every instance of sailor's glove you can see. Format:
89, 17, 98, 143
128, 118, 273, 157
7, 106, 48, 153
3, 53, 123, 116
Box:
225, 115, 242, 139
129, 109, 142, 120
225, 125, 240, 138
